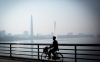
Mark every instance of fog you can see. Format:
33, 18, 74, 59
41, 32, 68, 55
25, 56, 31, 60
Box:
0, 0, 100, 35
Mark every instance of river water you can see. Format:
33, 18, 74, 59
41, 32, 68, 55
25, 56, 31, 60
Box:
0, 37, 100, 62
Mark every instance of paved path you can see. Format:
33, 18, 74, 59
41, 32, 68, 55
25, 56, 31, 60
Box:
0, 56, 70, 62
0, 57, 42, 62
0, 58, 42, 62
0, 58, 22, 62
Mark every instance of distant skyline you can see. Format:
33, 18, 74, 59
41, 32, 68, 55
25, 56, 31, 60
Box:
0, 30, 97, 36
0, 0, 100, 35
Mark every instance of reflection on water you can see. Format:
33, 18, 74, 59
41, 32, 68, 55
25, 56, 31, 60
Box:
1, 37, 100, 44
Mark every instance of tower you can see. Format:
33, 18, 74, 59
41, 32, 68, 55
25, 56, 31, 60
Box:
54, 20, 57, 36
54, 21, 56, 36
54, 20, 57, 39
30, 15, 33, 39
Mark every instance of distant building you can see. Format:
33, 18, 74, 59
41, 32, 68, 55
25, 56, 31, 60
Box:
0, 31, 1, 37
78, 33, 84, 35
1, 30, 6, 37
68, 32, 73, 35
51, 32, 54, 36
37, 33, 42, 36
13, 34, 23, 38
46, 34, 51, 38
23, 31, 29, 38
37, 34, 38, 36
7, 33, 12, 37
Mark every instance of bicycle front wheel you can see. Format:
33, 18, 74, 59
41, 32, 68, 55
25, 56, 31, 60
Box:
56, 52, 63, 62
41, 53, 48, 62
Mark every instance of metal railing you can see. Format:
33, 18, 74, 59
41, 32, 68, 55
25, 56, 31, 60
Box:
0, 43, 100, 62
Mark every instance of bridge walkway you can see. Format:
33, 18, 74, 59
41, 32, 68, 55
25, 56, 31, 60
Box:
0, 56, 68, 62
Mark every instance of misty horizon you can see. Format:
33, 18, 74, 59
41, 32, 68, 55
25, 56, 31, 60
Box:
0, 29, 98, 36
0, 0, 100, 35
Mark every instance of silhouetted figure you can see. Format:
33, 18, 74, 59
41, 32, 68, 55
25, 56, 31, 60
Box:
48, 36, 59, 59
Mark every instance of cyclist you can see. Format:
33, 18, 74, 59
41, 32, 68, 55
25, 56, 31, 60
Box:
48, 36, 59, 59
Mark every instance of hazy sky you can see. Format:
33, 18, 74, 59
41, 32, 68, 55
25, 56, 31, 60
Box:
0, 0, 100, 35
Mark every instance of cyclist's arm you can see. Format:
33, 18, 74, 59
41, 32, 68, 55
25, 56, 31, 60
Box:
49, 44, 53, 48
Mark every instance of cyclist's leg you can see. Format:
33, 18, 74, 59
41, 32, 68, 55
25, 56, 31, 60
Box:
48, 49, 53, 59
51, 49, 57, 58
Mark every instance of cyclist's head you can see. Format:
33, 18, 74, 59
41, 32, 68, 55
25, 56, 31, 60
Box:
53, 36, 56, 40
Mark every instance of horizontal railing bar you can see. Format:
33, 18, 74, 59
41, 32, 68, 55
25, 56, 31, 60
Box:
59, 49, 74, 50
0, 55, 10, 57
77, 58, 100, 61
0, 43, 51, 45
13, 53, 49, 57
59, 49, 100, 51
39, 52, 74, 54
38, 48, 44, 49
12, 50, 32, 52
0, 49, 37, 52
37, 48, 68, 50
12, 53, 38, 56
1, 51, 99, 57
77, 49, 100, 51
41, 55, 75, 59
60, 53, 75, 55
0, 46, 10, 48
11, 47, 38, 49
60, 52, 100, 56
39, 51, 100, 56
1, 47, 100, 51
1, 50, 99, 57
40, 52, 100, 56
60, 57, 100, 61
12, 47, 46, 49
0, 43, 100, 46
1, 47, 99, 50
12, 50, 38, 53
13, 53, 73, 59
12, 47, 100, 51
0, 50, 99, 56
1, 49, 99, 56
77, 53, 100, 56
0, 49, 10, 51
0, 52, 10, 54
62, 57, 75, 59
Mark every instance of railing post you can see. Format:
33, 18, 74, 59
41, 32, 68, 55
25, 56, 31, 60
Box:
75, 46, 77, 62
10, 44, 12, 58
38, 44, 39, 60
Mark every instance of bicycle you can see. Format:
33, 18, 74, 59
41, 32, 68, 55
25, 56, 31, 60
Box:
41, 46, 63, 62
